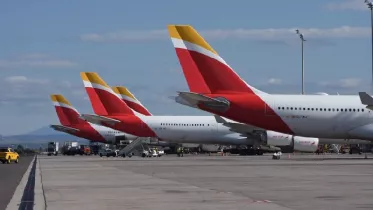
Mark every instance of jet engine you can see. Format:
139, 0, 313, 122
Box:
292, 136, 319, 152
265, 131, 319, 152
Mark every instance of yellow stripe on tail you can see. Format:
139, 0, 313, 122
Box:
81, 72, 111, 88
50, 94, 72, 106
112, 86, 138, 102
168, 25, 218, 55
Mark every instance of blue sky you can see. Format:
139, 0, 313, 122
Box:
0, 0, 372, 135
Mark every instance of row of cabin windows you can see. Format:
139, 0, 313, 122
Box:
277, 107, 365, 112
161, 123, 210, 127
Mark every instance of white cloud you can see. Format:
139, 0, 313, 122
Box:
319, 78, 362, 88
0, 76, 89, 108
0, 53, 78, 70
4, 76, 49, 85
80, 26, 371, 42
325, 0, 367, 11
267, 78, 282, 85
80, 30, 166, 42
0, 60, 77, 68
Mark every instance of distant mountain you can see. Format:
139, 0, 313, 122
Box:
0, 126, 89, 148
25, 126, 61, 136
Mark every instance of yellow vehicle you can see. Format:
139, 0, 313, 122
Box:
0, 147, 19, 164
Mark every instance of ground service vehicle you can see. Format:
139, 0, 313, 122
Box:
0, 147, 19, 164
47, 142, 59, 156
78, 145, 91, 155
98, 149, 117, 157
89, 142, 100, 155
62, 141, 79, 155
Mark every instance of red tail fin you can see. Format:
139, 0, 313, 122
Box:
50, 94, 86, 126
81, 72, 135, 116
112, 86, 152, 116
168, 25, 265, 95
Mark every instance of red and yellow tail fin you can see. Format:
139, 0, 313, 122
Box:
81, 72, 134, 116
112, 86, 152, 116
50, 94, 85, 125
168, 25, 264, 94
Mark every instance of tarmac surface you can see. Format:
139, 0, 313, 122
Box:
36, 154, 373, 210
0, 155, 34, 210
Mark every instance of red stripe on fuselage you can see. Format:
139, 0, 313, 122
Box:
174, 48, 293, 134
124, 100, 152, 116
101, 115, 157, 137
200, 93, 294, 134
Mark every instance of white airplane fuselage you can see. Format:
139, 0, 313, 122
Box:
259, 94, 373, 140
139, 116, 252, 145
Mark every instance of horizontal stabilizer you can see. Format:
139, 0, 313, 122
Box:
80, 114, 120, 126
50, 125, 80, 134
177, 91, 229, 112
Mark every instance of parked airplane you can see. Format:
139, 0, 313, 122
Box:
79, 72, 323, 153
50, 94, 138, 144
112, 86, 185, 148
168, 24, 373, 141
112, 86, 152, 116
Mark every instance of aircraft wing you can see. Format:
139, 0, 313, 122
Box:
358, 92, 373, 110
80, 114, 121, 126
213, 115, 264, 136
50, 125, 79, 134
177, 91, 229, 112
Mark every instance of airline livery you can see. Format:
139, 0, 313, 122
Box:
79, 72, 320, 152
112, 86, 153, 116
168, 25, 373, 141
50, 94, 138, 144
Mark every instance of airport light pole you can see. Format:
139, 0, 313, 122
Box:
296, 29, 306, 95
365, 0, 373, 93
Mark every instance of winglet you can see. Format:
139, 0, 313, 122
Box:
213, 115, 228, 124
359, 92, 373, 110
112, 86, 152, 116
359, 92, 373, 105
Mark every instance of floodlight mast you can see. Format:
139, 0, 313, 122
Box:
296, 29, 306, 95
365, 0, 373, 93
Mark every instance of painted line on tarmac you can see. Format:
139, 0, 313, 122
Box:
5, 156, 45, 210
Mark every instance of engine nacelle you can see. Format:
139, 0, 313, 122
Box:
265, 131, 319, 152
292, 136, 319, 152
266, 131, 293, 146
